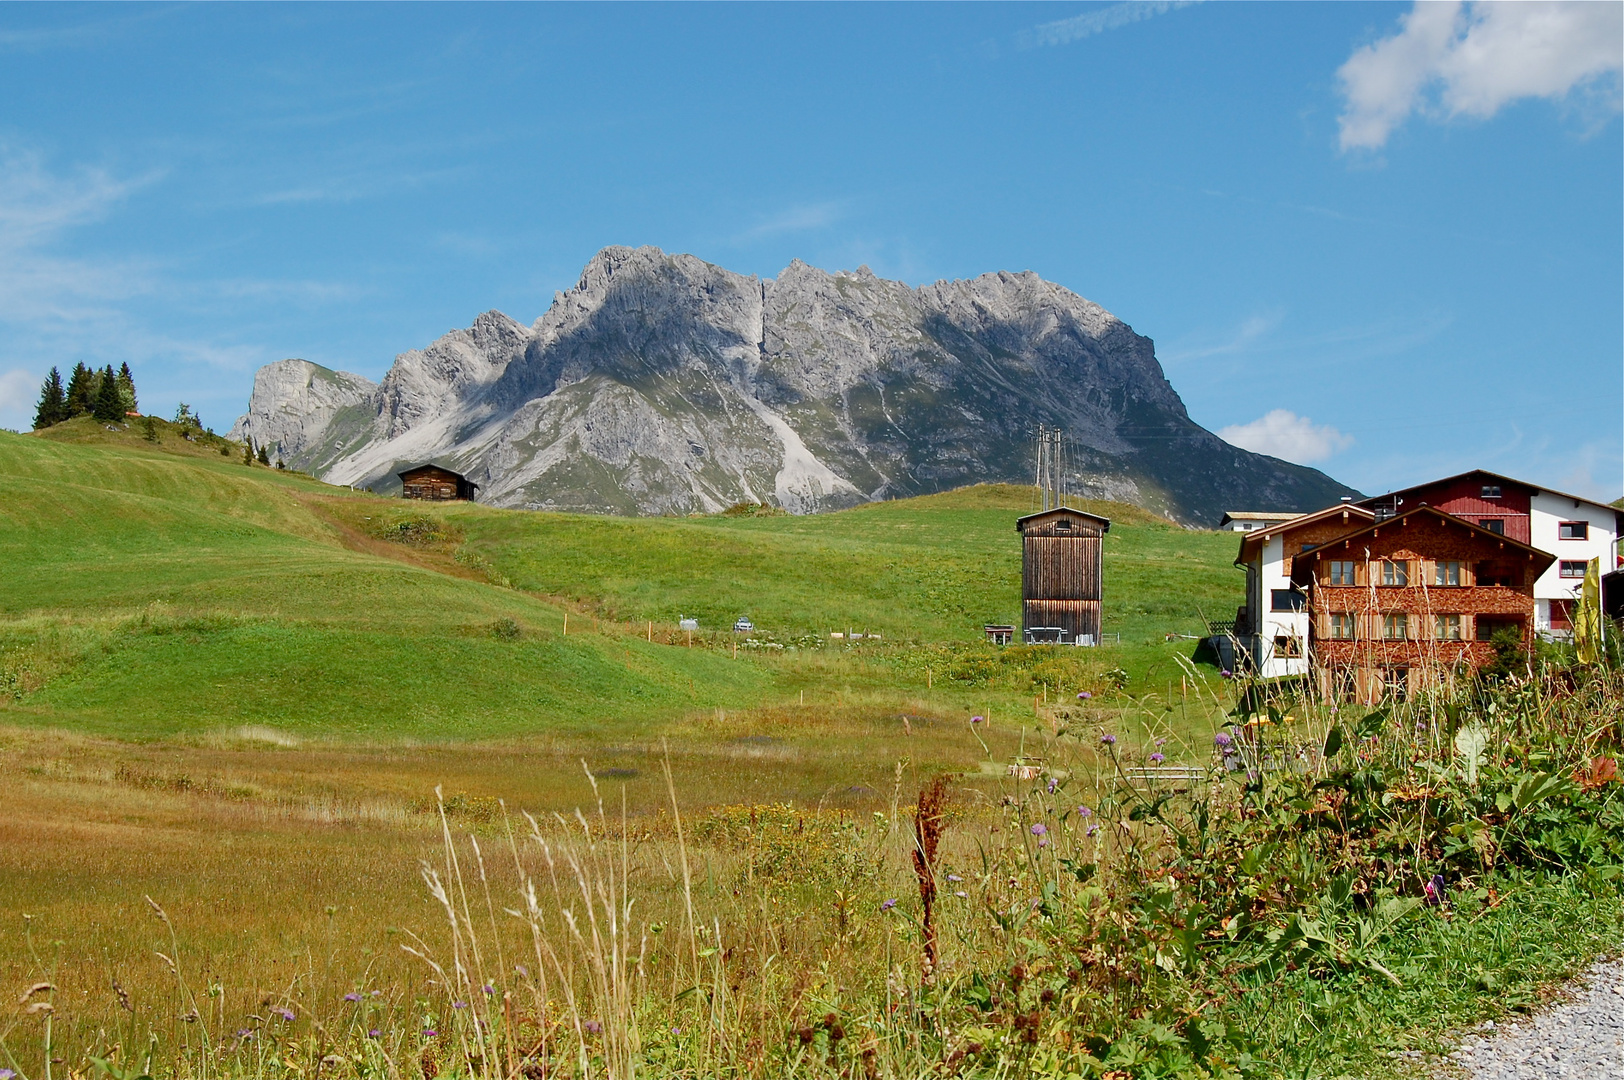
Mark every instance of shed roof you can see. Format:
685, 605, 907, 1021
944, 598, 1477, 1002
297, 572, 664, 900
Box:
1014, 506, 1111, 533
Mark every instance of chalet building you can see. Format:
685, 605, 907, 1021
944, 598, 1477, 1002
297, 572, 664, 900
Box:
1219, 511, 1303, 533
398, 464, 478, 501
1017, 507, 1109, 645
1356, 471, 1622, 638
1234, 502, 1375, 679
1295, 507, 1553, 702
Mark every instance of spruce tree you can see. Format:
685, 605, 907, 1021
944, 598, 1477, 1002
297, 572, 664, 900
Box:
256, 443, 271, 466
93, 364, 123, 423
64, 362, 93, 417
243, 438, 255, 465
32, 368, 66, 429
117, 362, 138, 414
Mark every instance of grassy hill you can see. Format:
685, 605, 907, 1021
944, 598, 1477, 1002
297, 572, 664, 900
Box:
3, 423, 1242, 742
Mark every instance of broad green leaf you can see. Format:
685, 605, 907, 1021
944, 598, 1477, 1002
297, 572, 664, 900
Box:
1323, 723, 1345, 759
1454, 724, 1489, 785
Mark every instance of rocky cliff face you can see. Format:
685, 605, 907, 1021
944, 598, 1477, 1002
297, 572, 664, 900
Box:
232, 246, 1358, 524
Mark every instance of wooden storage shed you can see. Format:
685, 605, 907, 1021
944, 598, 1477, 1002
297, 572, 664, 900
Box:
1016, 507, 1110, 645
398, 464, 478, 501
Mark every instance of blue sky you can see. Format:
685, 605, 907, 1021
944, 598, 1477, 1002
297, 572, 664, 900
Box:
1, 1, 1619, 500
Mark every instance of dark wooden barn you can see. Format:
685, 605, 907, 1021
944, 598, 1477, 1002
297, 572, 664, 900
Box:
398, 464, 478, 501
1016, 507, 1110, 645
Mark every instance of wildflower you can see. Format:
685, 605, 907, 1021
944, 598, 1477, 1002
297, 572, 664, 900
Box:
1038, 836, 1049, 848
1214, 731, 1233, 747
1, 1071, 16, 1080
1149, 753, 1165, 764
947, 874, 962, 882
482, 984, 495, 995
452, 1001, 467, 1010
423, 1029, 438, 1038
881, 898, 897, 911
235, 1030, 253, 1040
344, 993, 362, 1003
515, 964, 529, 977
1077, 691, 1091, 700
368, 1029, 381, 1038
1086, 824, 1100, 837
1046, 777, 1058, 794
1155, 737, 1166, 747
1031, 822, 1047, 835
1076, 805, 1092, 817
276, 1008, 295, 1022
1424, 874, 1445, 906
584, 1020, 603, 1035
971, 715, 983, 724
954, 891, 967, 898
1100, 734, 1116, 746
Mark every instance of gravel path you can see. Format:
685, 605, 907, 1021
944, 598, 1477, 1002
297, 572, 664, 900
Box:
1445, 957, 1624, 1077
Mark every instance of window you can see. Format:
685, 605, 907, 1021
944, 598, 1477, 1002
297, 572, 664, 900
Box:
1055, 520, 1072, 532
1434, 614, 1462, 641
1274, 635, 1302, 658
1271, 588, 1306, 612
1382, 613, 1409, 640
1433, 560, 1461, 586
1380, 560, 1409, 586
1383, 668, 1409, 702
1560, 560, 1587, 579
1559, 521, 1589, 540
1481, 484, 1502, 499
1329, 560, 1356, 586
1480, 519, 1504, 535
1329, 613, 1356, 640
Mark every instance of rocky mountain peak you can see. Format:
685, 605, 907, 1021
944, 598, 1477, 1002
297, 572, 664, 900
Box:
233, 245, 1356, 523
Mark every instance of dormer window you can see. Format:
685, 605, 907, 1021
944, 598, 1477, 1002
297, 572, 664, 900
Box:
1482, 484, 1502, 499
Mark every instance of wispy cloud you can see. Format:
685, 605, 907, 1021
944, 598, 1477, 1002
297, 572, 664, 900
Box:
730, 201, 848, 245
1158, 311, 1281, 365
0, 6, 178, 53
1218, 409, 1353, 465
1337, 1, 1623, 152
1016, 0, 1199, 51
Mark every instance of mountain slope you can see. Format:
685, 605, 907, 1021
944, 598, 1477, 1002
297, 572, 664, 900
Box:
232, 246, 1357, 524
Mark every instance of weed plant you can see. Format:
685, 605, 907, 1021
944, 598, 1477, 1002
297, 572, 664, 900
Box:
7, 661, 1624, 1079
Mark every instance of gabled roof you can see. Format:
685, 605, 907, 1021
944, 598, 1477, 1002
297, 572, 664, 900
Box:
1357, 469, 1618, 515
1236, 502, 1374, 564
1219, 511, 1302, 526
1301, 505, 1554, 571
1014, 505, 1111, 532
397, 462, 478, 486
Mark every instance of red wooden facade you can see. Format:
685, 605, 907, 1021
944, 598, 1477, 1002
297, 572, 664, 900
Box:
1298, 507, 1552, 702
1358, 470, 1534, 544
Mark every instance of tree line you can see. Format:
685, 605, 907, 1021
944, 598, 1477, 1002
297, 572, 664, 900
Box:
33, 362, 139, 428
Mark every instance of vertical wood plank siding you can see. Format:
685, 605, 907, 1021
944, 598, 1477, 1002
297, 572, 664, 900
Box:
1018, 510, 1108, 642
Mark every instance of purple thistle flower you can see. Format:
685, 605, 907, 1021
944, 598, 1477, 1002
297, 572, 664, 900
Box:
1038, 836, 1049, 847
276, 1008, 295, 1022
368, 1029, 381, 1038
1076, 805, 1092, 817
1150, 752, 1165, 763
452, 1001, 467, 1010
1100, 734, 1116, 746
584, 1020, 603, 1035
1214, 731, 1233, 748
482, 984, 495, 995
1046, 777, 1058, 794
1155, 737, 1166, 747
881, 898, 897, 911
345, 992, 362, 1002
971, 715, 983, 724
1086, 824, 1100, 837
423, 1029, 438, 1038
1077, 691, 1091, 700
1220, 669, 1232, 678
1030, 822, 1047, 835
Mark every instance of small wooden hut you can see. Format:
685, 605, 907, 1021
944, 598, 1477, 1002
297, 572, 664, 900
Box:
1016, 506, 1109, 645
398, 464, 478, 501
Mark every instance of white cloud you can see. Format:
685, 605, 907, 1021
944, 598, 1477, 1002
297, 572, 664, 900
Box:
1338, 1, 1623, 151
1159, 311, 1281, 364
1218, 409, 1354, 465
731, 201, 847, 244
1017, 0, 1199, 50
0, 367, 39, 429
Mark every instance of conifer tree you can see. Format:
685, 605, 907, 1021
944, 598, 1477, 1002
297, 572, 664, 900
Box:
116, 362, 138, 413
64, 362, 93, 417
257, 443, 271, 466
32, 368, 66, 429
243, 438, 255, 465
93, 364, 123, 423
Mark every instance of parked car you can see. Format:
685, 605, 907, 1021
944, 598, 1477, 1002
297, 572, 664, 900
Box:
733, 616, 754, 633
